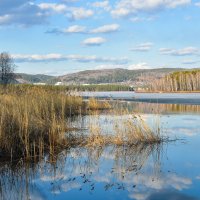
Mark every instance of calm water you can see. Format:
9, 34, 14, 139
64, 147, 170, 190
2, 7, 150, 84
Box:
1, 102, 200, 200
81, 91, 200, 104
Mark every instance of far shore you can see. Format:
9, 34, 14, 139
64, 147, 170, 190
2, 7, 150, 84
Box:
136, 91, 200, 93
81, 91, 200, 105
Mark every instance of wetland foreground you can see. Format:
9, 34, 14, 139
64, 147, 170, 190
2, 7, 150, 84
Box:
0, 90, 200, 199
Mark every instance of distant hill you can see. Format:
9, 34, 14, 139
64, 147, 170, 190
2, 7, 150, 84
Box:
15, 68, 187, 88
57, 68, 185, 88
15, 73, 55, 84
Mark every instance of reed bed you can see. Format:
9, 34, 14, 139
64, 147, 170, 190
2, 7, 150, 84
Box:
81, 114, 162, 147
88, 98, 112, 110
0, 85, 163, 161
0, 85, 84, 159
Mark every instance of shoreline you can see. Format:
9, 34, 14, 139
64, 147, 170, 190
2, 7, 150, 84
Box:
81, 91, 200, 105
136, 91, 200, 93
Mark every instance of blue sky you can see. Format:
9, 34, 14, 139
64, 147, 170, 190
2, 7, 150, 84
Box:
1, 0, 200, 75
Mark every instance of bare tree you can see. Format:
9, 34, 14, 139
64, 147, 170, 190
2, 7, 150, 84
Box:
0, 52, 15, 85
149, 70, 200, 92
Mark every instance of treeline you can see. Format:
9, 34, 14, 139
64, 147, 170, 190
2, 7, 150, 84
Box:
0, 84, 133, 93
149, 69, 200, 92
64, 84, 132, 91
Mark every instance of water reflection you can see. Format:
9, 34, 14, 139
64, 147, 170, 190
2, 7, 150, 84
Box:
113, 102, 200, 114
0, 143, 162, 200
0, 102, 200, 200
0, 140, 198, 200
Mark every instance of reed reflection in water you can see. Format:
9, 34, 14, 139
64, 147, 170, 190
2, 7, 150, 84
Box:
113, 101, 200, 114
0, 142, 166, 200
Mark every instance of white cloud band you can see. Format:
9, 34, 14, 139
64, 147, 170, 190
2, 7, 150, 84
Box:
12, 53, 129, 64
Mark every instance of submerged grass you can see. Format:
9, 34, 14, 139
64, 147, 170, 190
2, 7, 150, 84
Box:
0, 85, 164, 161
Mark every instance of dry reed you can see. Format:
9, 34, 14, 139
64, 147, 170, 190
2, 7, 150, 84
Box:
0, 85, 163, 161
0, 85, 83, 159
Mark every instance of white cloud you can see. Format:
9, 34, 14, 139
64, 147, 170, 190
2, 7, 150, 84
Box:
130, 16, 156, 22
111, 8, 130, 18
111, 0, 191, 18
46, 24, 120, 35
94, 64, 125, 69
127, 173, 192, 200
92, 1, 109, 8
62, 0, 79, 2
90, 24, 120, 33
130, 42, 153, 52
38, 3, 68, 13
63, 25, 86, 33
160, 47, 199, 56
159, 48, 175, 54
38, 3, 94, 20
69, 7, 94, 20
82, 37, 106, 46
61, 182, 81, 192
167, 0, 191, 8
91, 1, 111, 11
129, 193, 149, 200
46, 25, 86, 34
128, 62, 151, 69
128, 174, 192, 191
93, 174, 111, 183
12, 53, 128, 64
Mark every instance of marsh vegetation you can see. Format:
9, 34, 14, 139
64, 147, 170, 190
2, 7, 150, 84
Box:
0, 99, 199, 200
56, 84, 132, 92
0, 85, 162, 161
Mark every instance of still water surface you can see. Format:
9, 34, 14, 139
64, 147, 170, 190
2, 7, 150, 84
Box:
0, 101, 200, 200
81, 91, 200, 104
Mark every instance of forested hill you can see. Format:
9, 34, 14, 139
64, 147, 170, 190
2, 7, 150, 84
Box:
15, 73, 55, 84
58, 68, 184, 86
15, 68, 185, 87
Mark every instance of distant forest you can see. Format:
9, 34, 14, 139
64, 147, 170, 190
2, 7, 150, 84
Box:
59, 84, 132, 92
149, 70, 200, 92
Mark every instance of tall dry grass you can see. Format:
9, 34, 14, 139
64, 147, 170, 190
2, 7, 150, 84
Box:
82, 113, 162, 147
0, 85, 163, 161
0, 85, 83, 159
88, 98, 111, 110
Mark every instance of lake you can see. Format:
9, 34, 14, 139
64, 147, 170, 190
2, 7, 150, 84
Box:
81, 91, 200, 105
0, 99, 200, 200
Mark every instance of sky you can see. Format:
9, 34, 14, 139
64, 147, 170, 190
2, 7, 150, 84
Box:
1, 0, 200, 75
